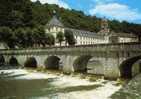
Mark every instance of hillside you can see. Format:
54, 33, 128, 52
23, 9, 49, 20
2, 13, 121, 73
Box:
31, 1, 141, 36
0, 0, 141, 35
0, 0, 141, 48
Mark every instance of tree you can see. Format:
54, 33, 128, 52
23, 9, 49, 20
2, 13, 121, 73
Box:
24, 28, 34, 48
64, 30, 76, 46
56, 32, 64, 46
0, 27, 16, 48
32, 28, 40, 47
0, 0, 34, 28
14, 28, 26, 48
46, 33, 55, 46
36, 26, 46, 47
0, 0, 141, 49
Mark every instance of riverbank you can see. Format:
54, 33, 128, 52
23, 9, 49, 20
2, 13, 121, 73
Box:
0, 68, 122, 99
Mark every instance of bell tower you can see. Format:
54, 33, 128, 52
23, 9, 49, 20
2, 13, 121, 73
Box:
99, 17, 110, 35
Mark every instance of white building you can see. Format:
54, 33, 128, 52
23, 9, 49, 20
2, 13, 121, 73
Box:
45, 15, 138, 46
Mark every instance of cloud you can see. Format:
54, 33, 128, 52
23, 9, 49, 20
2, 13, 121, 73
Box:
31, 0, 70, 9
89, 3, 141, 22
92, 0, 115, 4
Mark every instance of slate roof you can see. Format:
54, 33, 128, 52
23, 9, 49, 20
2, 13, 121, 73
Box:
48, 16, 64, 27
47, 16, 137, 39
65, 28, 105, 39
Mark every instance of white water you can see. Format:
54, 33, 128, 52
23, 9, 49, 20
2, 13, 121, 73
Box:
0, 69, 122, 99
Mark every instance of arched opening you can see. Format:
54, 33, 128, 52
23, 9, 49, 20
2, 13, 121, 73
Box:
119, 55, 141, 79
73, 55, 92, 73
9, 56, 18, 66
0, 55, 5, 66
24, 57, 37, 68
44, 56, 61, 70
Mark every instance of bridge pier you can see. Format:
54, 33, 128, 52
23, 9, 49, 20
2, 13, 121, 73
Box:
104, 52, 120, 79
15, 55, 27, 66
104, 59, 120, 79
62, 55, 78, 73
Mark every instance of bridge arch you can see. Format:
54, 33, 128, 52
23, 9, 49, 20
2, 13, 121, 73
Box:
24, 57, 37, 68
0, 55, 5, 66
73, 55, 92, 72
119, 55, 141, 78
9, 56, 19, 66
44, 56, 61, 70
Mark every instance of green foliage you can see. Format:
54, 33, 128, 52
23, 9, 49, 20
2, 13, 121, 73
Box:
64, 30, 76, 45
31, 1, 141, 35
0, 0, 34, 28
0, 0, 141, 35
109, 20, 141, 36
0, 0, 141, 48
10, 26, 55, 48
0, 27, 16, 48
56, 32, 64, 46
46, 33, 55, 46
14, 28, 27, 48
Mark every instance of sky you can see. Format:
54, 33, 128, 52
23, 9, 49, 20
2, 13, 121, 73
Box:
31, 0, 141, 24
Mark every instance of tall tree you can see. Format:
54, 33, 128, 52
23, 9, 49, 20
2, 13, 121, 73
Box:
46, 34, 55, 46
24, 28, 34, 47
0, 0, 34, 28
64, 30, 76, 46
14, 28, 26, 48
36, 25, 46, 47
56, 32, 64, 46
0, 27, 15, 48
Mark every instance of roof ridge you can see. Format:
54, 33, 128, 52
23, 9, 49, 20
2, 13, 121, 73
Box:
48, 16, 64, 27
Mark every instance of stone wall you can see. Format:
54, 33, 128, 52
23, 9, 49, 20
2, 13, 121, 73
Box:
1, 42, 141, 79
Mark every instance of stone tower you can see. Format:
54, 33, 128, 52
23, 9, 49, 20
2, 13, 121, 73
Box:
45, 10, 65, 46
99, 18, 110, 35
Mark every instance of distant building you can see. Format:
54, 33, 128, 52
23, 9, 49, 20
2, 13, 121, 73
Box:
45, 14, 138, 46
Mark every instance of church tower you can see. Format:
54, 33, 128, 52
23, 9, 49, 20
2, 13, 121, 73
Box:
45, 10, 64, 35
45, 10, 65, 46
99, 18, 110, 35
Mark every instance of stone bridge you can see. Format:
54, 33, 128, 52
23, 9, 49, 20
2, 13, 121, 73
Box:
0, 42, 141, 79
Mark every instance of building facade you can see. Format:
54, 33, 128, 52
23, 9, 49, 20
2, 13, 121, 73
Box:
45, 15, 138, 46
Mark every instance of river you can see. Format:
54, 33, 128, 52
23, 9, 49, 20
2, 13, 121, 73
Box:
0, 67, 121, 99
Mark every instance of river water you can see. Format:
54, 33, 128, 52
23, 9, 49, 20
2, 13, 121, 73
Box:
0, 67, 121, 99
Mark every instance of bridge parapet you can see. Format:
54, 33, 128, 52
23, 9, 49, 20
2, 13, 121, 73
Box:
0, 42, 141, 55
